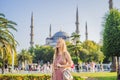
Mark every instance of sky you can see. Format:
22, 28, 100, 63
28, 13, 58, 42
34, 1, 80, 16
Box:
0, 0, 120, 51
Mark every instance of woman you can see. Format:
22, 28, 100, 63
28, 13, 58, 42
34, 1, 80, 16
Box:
52, 38, 73, 80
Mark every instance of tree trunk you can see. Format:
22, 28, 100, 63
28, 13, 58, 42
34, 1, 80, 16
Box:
111, 56, 117, 72
22, 62, 25, 70
117, 56, 120, 80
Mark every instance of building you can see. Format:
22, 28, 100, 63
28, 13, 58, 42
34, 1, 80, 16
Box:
46, 30, 70, 47
45, 7, 80, 47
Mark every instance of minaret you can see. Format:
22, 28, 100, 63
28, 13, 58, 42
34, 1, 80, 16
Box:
85, 22, 88, 41
49, 24, 52, 38
75, 7, 80, 34
109, 0, 113, 10
30, 12, 34, 47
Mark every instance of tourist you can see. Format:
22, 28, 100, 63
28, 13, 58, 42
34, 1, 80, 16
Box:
52, 38, 73, 80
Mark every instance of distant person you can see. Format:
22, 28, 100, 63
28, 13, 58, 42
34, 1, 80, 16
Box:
52, 38, 73, 80
100, 63, 103, 71
76, 63, 80, 72
91, 61, 95, 72
85, 62, 88, 72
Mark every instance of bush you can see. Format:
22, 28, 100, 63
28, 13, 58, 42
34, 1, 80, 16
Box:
0, 74, 84, 80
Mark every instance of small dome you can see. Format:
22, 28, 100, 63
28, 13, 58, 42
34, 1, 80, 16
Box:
52, 31, 70, 39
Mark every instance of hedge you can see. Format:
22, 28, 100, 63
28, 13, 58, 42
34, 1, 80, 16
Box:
0, 74, 85, 80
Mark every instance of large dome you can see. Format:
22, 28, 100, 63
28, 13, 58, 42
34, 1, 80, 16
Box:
52, 31, 70, 39
46, 30, 71, 46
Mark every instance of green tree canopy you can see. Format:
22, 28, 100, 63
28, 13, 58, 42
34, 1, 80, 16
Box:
33, 45, 54, 63
0, 13, 17, 73
82, 40, 104, 63
103, 9, 120, 57
18, 49, 33, 64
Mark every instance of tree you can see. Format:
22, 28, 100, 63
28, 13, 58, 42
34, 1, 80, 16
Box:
82, 40, 100, 53
71, 32, 80, 45
103, 9, 120, 79
79, 49, 89, 62
33, 45, 54, 63
18, 49, 32, 70
70, 32, 82, 64
0, 13, 17, 74
82, 40, 104, 63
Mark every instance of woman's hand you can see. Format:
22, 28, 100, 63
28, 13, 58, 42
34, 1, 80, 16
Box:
57, 63, 62, 68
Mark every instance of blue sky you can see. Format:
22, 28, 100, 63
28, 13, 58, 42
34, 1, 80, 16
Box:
0, 0, 120, 51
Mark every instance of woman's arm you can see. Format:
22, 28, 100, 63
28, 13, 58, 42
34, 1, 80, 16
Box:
57, 52, 73, 68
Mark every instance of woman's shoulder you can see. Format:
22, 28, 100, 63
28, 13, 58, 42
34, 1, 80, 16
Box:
63, 51, 70, 57
63, 51, 69, 54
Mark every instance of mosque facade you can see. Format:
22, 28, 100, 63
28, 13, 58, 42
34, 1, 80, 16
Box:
30, 7, 89, 47
46, 30, 71, 47
45, 7, 82, 47
29, 0, 114, 47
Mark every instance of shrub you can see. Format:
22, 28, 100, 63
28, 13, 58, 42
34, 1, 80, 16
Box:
0, 74, 84, 80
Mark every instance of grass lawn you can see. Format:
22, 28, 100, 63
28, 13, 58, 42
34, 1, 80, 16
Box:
72, 72, 117, 80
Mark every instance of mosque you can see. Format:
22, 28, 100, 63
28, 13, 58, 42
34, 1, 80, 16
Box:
29, 7, 88, 47
29, 0, 113, 47
45, 7, 88, 47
